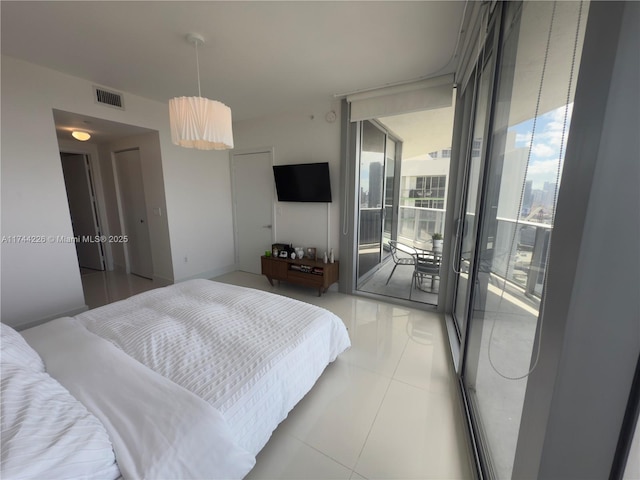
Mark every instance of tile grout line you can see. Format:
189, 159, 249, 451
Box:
281, 358, 391, 476
351, 332, 411, 472
293, 434, 360, 477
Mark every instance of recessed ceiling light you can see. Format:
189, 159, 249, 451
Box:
71, 131, 91, 141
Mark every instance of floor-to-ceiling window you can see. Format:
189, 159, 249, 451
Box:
452, 42, 495, 339
455, 2, 589, 477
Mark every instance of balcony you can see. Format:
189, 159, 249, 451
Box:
358, 205, 551, 306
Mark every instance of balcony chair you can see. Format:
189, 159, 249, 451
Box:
410, 249, 441, 299
386, 240, 416, 285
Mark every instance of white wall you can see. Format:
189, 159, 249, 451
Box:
1, 60, 86, 327
164, 145, 236, 281
1, 55, 236, 328
233, 102, 343, 257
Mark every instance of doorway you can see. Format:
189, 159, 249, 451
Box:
60, 152, 105, 272
354, 106, 455, 306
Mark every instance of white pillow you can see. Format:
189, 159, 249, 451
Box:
1, 323, 44, 372
0, 364, 120, 480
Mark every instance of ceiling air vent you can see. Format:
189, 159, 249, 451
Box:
93, 86, 124, 110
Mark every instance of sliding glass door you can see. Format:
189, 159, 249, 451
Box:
452, 38, 496, 341
455, 2, 589, 478
382, 137, 398, 258
356, 120, 401, 282
357, 121, 387, 281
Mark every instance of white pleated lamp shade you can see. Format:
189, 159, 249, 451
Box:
169, 96, 234, 150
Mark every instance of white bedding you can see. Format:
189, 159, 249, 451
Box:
9, 279, 350, 478
22, 317, 255, 480
73, 279, 351, 456
1, 364, 120, 480
1, 323, 119, 480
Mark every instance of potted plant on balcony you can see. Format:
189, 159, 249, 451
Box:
432, 232, 443, 253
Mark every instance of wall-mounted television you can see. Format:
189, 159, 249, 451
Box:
272, 162, 332, 203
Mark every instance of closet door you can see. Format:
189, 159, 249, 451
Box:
114, 149, 153, 279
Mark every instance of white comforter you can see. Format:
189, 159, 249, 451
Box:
22, 317, 255, 480
74, 279, 351, 456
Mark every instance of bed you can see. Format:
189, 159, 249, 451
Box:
1, 279, 351, 479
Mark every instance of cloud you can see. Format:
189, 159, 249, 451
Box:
516, 132, 532, 147
540, 126, 564, 145
531, 142, 556, 158
537, 104, 573, 146
526, 104, 575, 159
507, 104, 575, 188
527, 158, 564, 189
528, 158, 562, 176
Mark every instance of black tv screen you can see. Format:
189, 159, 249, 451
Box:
273, 162, 332, 202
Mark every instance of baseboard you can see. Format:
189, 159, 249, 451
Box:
112, 263, 126, 273
152, 274, 174, 286
175, 263, 238, 283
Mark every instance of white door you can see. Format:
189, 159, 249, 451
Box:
60, 153, 105, 271
232, 150, 274, 274
113, 149, 154, 279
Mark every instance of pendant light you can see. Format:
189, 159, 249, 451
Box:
169, 33, 234, 150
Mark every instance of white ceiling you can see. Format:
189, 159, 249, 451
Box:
1, 1, 465, 141
52, 109, 157, 144
380, 102, 455, 159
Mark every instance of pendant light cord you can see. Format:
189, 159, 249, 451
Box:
486, 0, 583, 381
195, 40, 202, 97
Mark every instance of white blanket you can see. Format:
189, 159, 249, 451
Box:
22, 317, 255, 480
75, 279, 352, 455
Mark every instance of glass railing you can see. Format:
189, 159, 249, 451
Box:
492, 217, 551, 299
394, 206, 550, 300
397, 205, 445, 246
359, 208, 382, 246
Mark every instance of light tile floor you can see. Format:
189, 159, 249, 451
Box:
79, 269, 160, 309
81, 270, 474, 479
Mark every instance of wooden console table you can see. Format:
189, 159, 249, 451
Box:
261, 255, 339, 296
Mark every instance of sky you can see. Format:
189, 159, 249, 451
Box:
511, 103, 574, 190
359, 102, 575, 197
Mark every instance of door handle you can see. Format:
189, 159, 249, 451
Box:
262, 225, 272, 229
